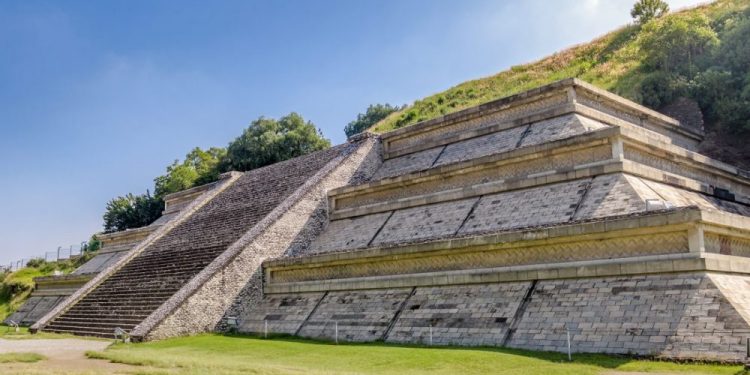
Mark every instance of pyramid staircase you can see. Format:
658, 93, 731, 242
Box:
38, 145, 352, 338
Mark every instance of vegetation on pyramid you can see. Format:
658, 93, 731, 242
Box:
370, 0, 750, 167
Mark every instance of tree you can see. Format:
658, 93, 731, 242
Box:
631, 0, 669, 24
344, 104, 401, 137
102, 191, 163, 233
154, 147, 226, 198
639, 14, 719, 77
222, 112, 331, 172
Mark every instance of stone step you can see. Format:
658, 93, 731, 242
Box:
80, 293, 176, 300
47, 319, 139, 329
54, 316, 144, 325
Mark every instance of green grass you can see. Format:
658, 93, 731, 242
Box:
0, 324, 95, 340
0, 268, 44, 321
0, 253, 96, 322
86, 334, 748, 375
0, 352, 46, 364
369, 0, 749, 134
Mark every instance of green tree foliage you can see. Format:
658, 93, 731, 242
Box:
344, 104, 401, 137
85, 235, 102, 253
634, 7, 750, 132
101, 112, 330, 232
103, 191, 163, 233
154, 147, 227, 198
223, 112, 331, 172
631, 0, 669, 24
639, 14, 719, 76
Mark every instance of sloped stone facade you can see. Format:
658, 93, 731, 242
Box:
242, 79, 750, 361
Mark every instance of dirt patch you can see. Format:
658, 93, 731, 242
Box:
0, 338, 142, 374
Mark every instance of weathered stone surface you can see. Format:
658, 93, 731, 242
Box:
386, 283, 531, 346
518, 114, 607, 147
507, 272, 750, 361
73, 251, 128, 275
573, 174, 661, 220
433, 124, 528, 167
371, 147, 443, 180
297, 289, 413, 342
459, 179, 590, 234
371, 198, 478, 246
308, 212, 392, 253
238, 292, 325, 335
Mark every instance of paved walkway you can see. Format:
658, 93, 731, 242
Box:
0, 338, 139, 374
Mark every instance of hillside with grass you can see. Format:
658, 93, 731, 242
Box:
370, 0, 750, 168
0, 256, 92, 322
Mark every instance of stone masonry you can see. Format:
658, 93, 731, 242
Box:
6, 184, 214, 327
242, 79, 750, 361
32, 78, 750, 362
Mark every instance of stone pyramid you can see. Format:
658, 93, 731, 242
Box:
32, 78, 750, 361
239, 79, 750, 361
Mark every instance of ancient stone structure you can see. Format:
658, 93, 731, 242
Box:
32, 78, 750, 361
241, 79, 750, 361
32, 139, 380, 339
5, 182, 216, 327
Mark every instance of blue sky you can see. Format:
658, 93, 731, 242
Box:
0, 0, 703, 265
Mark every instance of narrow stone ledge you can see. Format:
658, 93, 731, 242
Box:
264, 253, 750, 294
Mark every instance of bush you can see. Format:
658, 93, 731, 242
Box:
222, 113, 330, 172
103, 191, 163, 233
344, 104, 401, 137
638, 71, 689, 108
25, 258, 46, 269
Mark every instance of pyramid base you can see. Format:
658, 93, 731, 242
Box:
240, 271, 750, 362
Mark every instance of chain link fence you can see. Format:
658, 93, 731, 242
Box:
2, 241, 90, 273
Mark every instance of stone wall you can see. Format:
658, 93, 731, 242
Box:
242, 272, 750, 361
508, 272, 750, 361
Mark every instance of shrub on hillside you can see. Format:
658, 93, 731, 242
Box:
639, 13, 719, 77
25, 258, 46, 269
344, 104, 401, 137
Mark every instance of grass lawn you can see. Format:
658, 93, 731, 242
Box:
0, 352, 45, 363
0, 325, 80, 340
87, 334, 749, 375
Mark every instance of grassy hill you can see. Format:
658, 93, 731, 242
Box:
370, 0, 750, 167
0, 257, 91, 322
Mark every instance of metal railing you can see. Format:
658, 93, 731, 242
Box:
2, 241, 90, 272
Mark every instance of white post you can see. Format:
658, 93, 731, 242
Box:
335, 321, 338, 344
566, 329, 572, 362
264, 320, 268, 339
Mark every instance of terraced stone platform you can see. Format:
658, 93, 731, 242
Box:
239, 79, 750, 361
29, 78, 750, 361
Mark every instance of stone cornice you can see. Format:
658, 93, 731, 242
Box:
266, 208, 703, 269
262, 208, 750, 293
264, 253, 750, 294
